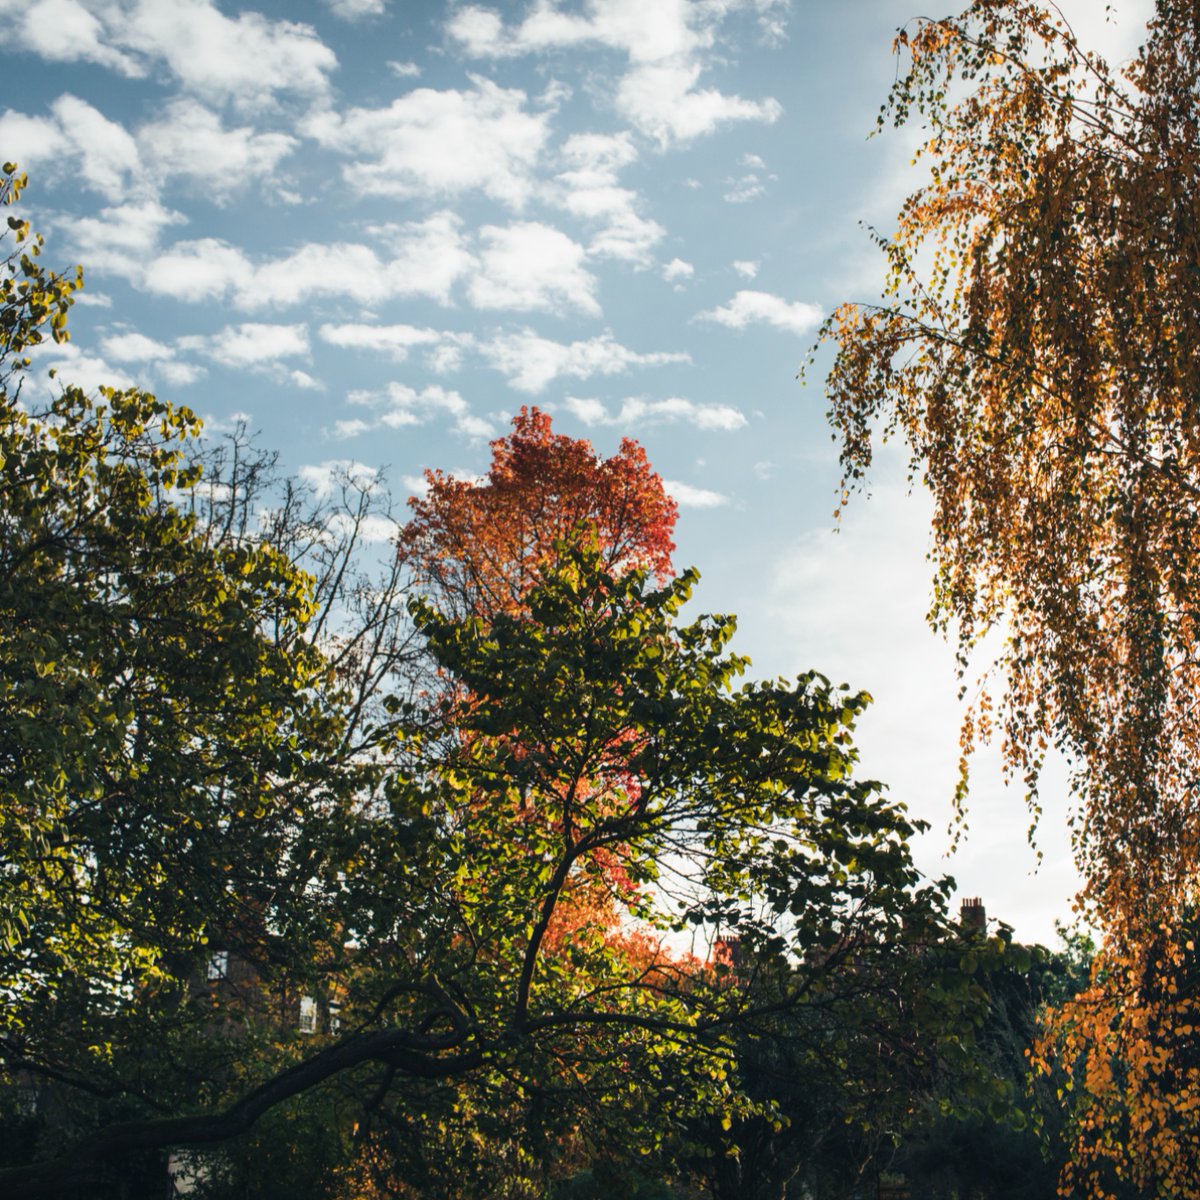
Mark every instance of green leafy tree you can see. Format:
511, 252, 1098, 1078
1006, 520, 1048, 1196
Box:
1, 165, 957, 1198
0, 163, 367, 1195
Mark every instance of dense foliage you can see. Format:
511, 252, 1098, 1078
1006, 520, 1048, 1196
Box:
0, 165, 997, 1197
819, 1, 1200, 1192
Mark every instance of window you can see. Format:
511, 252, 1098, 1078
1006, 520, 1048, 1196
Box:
206, 951, 228, 981
328, 1003, 341, 1035
298, 995, 318, 1034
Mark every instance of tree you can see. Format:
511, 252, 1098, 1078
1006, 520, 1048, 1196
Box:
0, 167, 960, 1194
0, 163, 371, 1194
330, 540, 961, 1200
398, 405, 677, 620
817, 2, 1200, 1191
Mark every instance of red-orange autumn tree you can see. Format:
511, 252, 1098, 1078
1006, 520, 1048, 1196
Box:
400, 404, 680, 929
818, 1, 1200, 1193
398, 405, 677, 621
347, 409, 688, 1195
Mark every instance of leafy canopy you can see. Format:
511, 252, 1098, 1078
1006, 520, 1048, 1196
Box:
818, 3, 1200, 1193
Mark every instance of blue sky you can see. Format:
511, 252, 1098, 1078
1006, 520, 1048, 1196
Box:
0, 0, 1157, 942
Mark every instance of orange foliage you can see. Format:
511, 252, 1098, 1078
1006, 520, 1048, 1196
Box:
821, 2, 1200, 1192
399, 406, 677, 621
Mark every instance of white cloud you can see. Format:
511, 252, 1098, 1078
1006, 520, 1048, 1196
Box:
214, 323, 310, 368
94, 327, 206, 388
553, 131, 662, 265
566, 395, 746, 432
365, 213, 477, 305
0, 0, 337, 106
304, 77, 551, 208
0, 0, 141, 75
617, 60, 782, 145
317, 323, 444, 361
732, 259, 759, 278
0, 93, 296, 205
328, 511, 400, 543
324, 0, 386, 20
695, 289, 822, 335
299, 459, 379, 500
448, 1, 784, 147
468, 222, 599, 316
102, 331, 175, 362
388, 60, 421, 77
663, 479, 728, 508
447, 0, 703, 63
400, 467, 484, 499
477, 329, 689, 393
158, 360, 207, 387
120, 0, 336, 108
65, 199, 187, 281
137, 99, 297, 196
662, 257, 694, 284
139, 212, 474, 310
72, 291, 113, 308
741, 152, 766, 169
289, 369, 324, 391
342, 382, 493, 439
178, 322, 310, 370
28, 340, 134, 397
724, 172, 765, 203
143, 239, 254, 303
0, 94, 137, 201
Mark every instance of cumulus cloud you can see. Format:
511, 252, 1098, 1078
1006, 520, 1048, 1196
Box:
64, 199, 187, 281
468, 222, 600, 316
447, 0, 784, 147
0, 95, 137, 201
92, 328, 206, 387
136, 212, 475, 310
120, 0, 336, 108
695, 290, 822, 335
303, 77, 552, 208
101, 330, 176, 362
299, 459, 379, 500
565, 395, 746, 432
76, 205, 606, 323
477, 329, 689, 393
366, 213, 478, 305
0, 93, 297, 203
142, 238, 254, 303
0, 0, 337, 106
175, 323, 313, 387
663, 479, 729, 508
732, 259, 759, 278
318, 323, 445, 361
0, 0, 142, 75
553, 131, 663, 265
137, 99, 297, 196
324, 0, 386, 20
616, 61, 782, 145
724, 172, 766, 203
157, 360, 207, 387
340, 382, 493, 439
662, 257, 694, 287
25, 339, 134, 398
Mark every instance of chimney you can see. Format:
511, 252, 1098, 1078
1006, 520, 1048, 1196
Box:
960, 896, 986, 932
